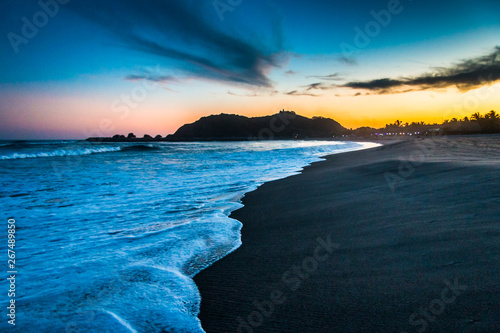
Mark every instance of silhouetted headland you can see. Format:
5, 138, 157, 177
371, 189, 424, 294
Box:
86, 111, 346, 142
86, 110, 500, 142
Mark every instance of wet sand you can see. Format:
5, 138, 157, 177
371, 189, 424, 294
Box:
194, 135, 500, 332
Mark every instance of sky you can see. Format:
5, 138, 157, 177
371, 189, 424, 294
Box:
0, 0, 499, 139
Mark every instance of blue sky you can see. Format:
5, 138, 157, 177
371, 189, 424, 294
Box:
1, 0, 499, 138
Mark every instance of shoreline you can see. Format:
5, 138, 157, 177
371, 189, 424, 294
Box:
83, 133, 491, 143
194, 135, 500, 332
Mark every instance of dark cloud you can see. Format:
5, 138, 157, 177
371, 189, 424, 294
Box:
285, 70, 297, 76
345, 78, 402, 90
68, 0, 285, 87
343, 46, 500, 93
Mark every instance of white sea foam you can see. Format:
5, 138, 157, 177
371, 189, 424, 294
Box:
0, 146, 122, 159
0, 140, 380, 332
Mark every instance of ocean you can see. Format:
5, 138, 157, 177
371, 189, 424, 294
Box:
0, 140, 379, 332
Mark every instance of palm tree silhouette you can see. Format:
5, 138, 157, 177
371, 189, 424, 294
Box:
486, 110, 498, 120
471, 112, 481, 121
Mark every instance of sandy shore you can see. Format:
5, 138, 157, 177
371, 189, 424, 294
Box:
194, 135, 500, 332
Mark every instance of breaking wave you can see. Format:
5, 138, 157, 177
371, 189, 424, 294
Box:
0, 146, 122, 160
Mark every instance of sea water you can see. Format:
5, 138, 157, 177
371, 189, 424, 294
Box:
0, 140, 379, 332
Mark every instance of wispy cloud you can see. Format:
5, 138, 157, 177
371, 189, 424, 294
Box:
337, 56, 357, 66
286, 79, 338, 96
227, 90, 278, 97
304, 82, 332, 91
304, 81, 343, 92
68, 0, 286, 87
285, 90, 320, 97
343, 46, 500, 93
307, 73, 342, 81
125, 74, 178, 83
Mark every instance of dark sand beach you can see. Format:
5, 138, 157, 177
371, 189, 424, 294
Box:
195, 136, 500, 332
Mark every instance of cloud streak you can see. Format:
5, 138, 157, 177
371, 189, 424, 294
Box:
285, 90, 320, 97
343, 46, 500, 93
337, 56, 357, 66
306, 73, 342, 81
303, 82, 338, 91
125, 74, 178, 83
68, 0, 285, 87
227, 90, 278, 97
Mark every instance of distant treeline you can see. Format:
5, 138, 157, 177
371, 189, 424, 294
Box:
353, 110, 500, 136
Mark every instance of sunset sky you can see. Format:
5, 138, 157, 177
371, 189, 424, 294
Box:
1, 0, 499, 139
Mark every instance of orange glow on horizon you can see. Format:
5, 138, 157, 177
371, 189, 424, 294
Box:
2, 81, 499, 139
171, 83, 500, 132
